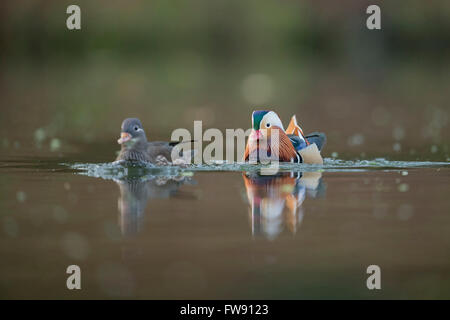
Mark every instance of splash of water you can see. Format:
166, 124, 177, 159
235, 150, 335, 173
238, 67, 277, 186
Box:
68, 158, 450, 180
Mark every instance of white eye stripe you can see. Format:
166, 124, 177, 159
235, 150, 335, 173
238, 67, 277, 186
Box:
262, 111, 284, 131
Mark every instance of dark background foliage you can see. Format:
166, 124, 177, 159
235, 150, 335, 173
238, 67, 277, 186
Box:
0, 0, 448, 160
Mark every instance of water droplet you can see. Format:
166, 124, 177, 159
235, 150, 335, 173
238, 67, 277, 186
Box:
34, 128, 46, 143
50, 138, 61, 152
347, 133, 365, 146
393, 127, 405, 141
242, 73, 274, 105
16, 191, 26, 203
398, 183, 409, 192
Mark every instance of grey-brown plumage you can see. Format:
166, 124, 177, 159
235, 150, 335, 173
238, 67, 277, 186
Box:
115, 118, 185, 163
116, 175, 195, 236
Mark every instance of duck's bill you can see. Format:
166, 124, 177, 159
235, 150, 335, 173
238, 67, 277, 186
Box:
117, 132, 131, 144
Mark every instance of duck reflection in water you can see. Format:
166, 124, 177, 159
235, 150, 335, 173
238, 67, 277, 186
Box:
243, 170, 325, 240
114, 175, 195, 236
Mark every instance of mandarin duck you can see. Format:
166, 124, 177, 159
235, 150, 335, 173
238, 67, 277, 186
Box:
116, 118, 192, 164
244, 110, 326, 164
115, 175, 195, 236
242, 171, 323, 238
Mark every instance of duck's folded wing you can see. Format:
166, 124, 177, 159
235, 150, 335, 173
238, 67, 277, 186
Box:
288, 135, 307, 152
304, 132, 326, 151
146, 141, 173, 162
150, 140, 196, 163
168, 139, 195, 147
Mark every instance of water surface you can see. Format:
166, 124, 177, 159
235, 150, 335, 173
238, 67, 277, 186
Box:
1, 156, 449, 299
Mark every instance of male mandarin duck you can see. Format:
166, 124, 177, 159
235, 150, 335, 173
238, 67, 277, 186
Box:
244, 110, 326, 164
242, 171, 324, 238
116, 118, 191, 164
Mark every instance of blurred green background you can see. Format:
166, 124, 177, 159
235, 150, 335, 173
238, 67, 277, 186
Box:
0, 0, 449, 161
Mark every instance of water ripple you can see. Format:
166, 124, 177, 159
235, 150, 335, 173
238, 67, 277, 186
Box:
68, 158, 450, 180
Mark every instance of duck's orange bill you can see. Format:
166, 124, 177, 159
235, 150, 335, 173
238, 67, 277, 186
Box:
117, 132, 131, 144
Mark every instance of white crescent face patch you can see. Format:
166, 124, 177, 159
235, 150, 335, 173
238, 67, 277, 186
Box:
260, 111, 285, 131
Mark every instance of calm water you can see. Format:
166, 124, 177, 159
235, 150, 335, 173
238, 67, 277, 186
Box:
0, 156, 449, 299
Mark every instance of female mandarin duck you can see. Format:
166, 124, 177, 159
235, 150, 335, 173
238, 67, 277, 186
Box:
116, 118, 191, 164
244, 110, 326, 164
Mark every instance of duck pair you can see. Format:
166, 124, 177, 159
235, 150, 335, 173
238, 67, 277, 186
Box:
116, 110, 326, 165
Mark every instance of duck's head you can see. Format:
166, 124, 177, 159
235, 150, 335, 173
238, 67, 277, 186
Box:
250, 110, 285, 140
117, 118, 148, 146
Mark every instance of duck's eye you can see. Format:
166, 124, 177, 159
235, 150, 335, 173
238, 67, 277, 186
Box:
266, 123, 271, 128
134, 126, 139, 131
